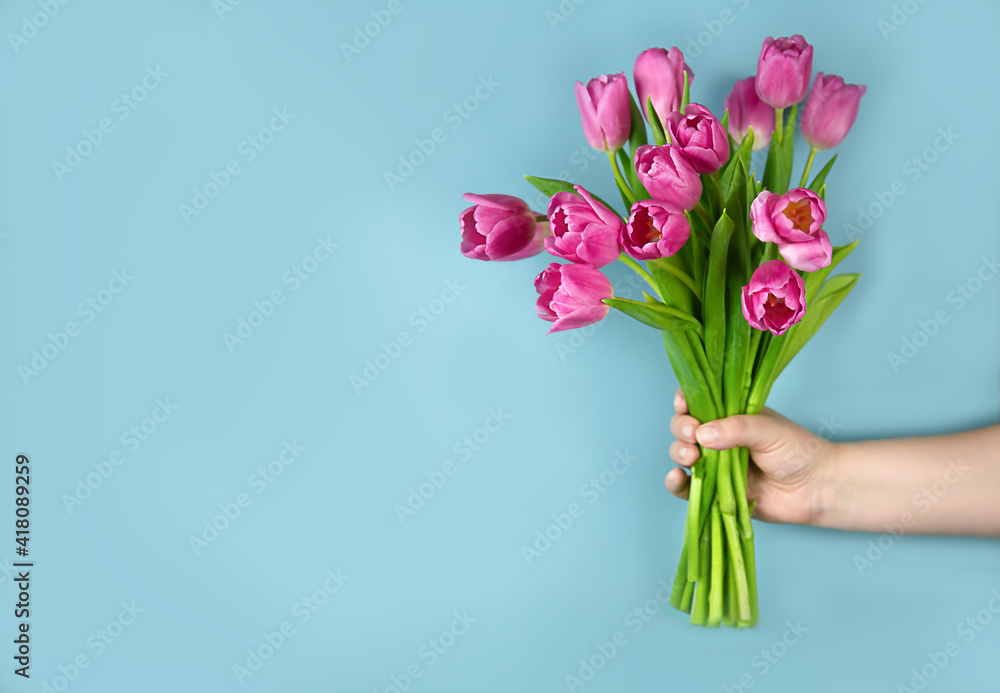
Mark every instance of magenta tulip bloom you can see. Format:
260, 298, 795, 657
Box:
801, 72, 867, 151
741, 260, 806, 335
575, 73, 631, 152
535, 262, 613, 334
664, 103, 730, 174
460, 194, 549, 261
724, 76, 775, 151
622, 200, 690, 260
633, 47, 693, 128
755, 35, 814, 109
634, 145, 702, 211
545, 186, 623, 268
750, 189, 832, 272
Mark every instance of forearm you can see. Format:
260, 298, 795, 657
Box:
815, 424, 1000, 537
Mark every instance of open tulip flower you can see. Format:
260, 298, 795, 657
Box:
458, 31, 864, 630
750, 188, 832, 272
664, 103, 730, 175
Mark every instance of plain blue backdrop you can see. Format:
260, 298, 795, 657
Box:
1, 0, 998, 691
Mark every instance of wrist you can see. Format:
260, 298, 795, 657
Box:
809, 441, 850, 529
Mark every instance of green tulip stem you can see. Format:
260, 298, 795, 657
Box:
608, 150, 636, 206
774, 107, 785, 145
799, 148, 817, 188
618, 254, 662, 300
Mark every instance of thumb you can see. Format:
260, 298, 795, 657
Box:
695, 414, 785, 455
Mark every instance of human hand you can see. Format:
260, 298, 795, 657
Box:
664, 388, 838, 526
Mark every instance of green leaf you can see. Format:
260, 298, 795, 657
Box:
808, 153, 837, 192
772, 272, 861, 378
604, 297, 701, 332
523, 175, 618, 215
646, 97, 667, 146
648, 255, 696, 316
703, 211, 736, 385
761, 104, 796, 194
804, 240, 858, 305
680, 69, 691, 112
719, 108, 730, 136
722, 224, 752, 416
721, 126, 753, 198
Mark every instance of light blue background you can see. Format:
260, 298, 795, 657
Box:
1, 0, 998, 691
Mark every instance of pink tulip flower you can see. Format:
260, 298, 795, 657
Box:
750, 188, 832, 272
724, 76, 776, 151
535, 262, 614, 334
801, 72, 867, 150
664, 103, 730, 174
575, 73, 631, 152
460, 194, 549, 261
622, 200, 691, 260
755, 35, 813, 109
741, 260, 806, 335
545, 186, 623, 268
633, 145, 703, 211
633, 47, 693, 127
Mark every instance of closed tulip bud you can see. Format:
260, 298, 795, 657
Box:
741, 260, 806, 335
755, 35, 813, 109
801, 72, 867, 150
634, 145, 703, 211
622, 200, 690, 260
460, 194, 549, 261
664, 103, 730, 174
724, 76, 775, 151
750, 188, 832, 272
633, 47, 693, 128
534, 262, 613, 334
545, 186, 623, 268
575, 73, 631, 152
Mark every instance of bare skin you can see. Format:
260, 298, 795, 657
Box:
665, 388, 1000, 537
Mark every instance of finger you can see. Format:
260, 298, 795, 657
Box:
673, 388, 688, 415
670, 413, 702, 443
664, 466, 690, 500
695, 414, 786, 454
669, 440, 701, 467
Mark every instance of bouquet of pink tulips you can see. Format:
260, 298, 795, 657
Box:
459, 35, 865, 628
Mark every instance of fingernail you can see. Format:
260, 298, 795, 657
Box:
679, 447, 690, 461
674, 393, 682, 408
682, 424, 694, 440
699, 424, 719, 443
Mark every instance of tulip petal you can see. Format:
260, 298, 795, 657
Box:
777, 230, 832, 272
